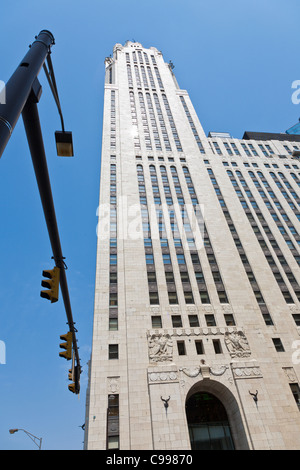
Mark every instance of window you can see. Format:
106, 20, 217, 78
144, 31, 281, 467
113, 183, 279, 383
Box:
184, 291, 194, 304
290, 383, 300, 410
224, 314, 235, 326
213, 339, 222, 354
205, 314, 216, 327
180, 271, 190, 283
191, 253, 200, 264
151, 316, 162, 328
110, 238, 117, 247
218, 291, 229, 304
177, 341, 186, 355
188, 315, 199, 327
146, 254, 154, 264
149, 292, 159, 305
195, 271, 205, 283
110, 272, 117, 284
147, 272, 157, 283
292, 314, 300, 326
200, 291, 210, 304
109, 318, 118, 331
165, 271, 175, 283
110, 254, 117, 265
108, 344, 119, 359
144, 238, 152, 247
283, 291, 294, 304
177, 254, 186, 264
272, 338, 285, 352
109, 293, 118, 306
173, 238, 182, 247
163, 254, 171, 264
107, 394, 119, 449
172, 315, 182, 327
195, 340, 204, 355
168, 292, 178, 304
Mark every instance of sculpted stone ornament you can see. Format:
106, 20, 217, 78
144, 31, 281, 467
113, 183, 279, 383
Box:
148, 333, 173, 362
180, 360, 228, 379
224, 330, 251, 358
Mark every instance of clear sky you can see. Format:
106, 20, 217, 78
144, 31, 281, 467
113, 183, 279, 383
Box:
0, 0, 299, 450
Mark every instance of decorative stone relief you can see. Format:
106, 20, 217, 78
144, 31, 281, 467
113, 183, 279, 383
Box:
289, 305, 300, 313
231, 365, 262, 379
107, 376, 120, 394
148, 333, 173, 363
282, 367, 298, 382
105, 57, 114, 67
179, 361, 228, 379
150, 307, 160, 314
148, 371, 178, 383
224, 330, 251, 358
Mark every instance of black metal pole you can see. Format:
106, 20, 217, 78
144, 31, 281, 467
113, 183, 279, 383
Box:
0, 30, 55, 159
22, 89, 81, 392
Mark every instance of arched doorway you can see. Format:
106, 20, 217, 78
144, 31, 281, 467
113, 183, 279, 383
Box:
186, 391, 235, 450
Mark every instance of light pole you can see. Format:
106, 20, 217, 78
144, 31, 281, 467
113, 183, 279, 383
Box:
9, 428, 42, 450
0, 30, 81, 393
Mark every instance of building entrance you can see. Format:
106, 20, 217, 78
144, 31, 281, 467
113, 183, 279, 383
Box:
186, 391, 235, 450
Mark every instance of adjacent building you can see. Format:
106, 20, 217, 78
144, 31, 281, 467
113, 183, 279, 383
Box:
84, 41, 300, 450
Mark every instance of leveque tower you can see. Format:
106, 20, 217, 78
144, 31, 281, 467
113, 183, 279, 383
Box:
84, 41, 300, 450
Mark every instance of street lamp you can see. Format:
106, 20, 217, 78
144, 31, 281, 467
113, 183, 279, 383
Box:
55, 130, 74, 157
9, 428, 42, 450
0, 30, 81, 392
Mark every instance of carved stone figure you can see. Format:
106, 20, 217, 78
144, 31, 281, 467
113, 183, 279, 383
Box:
224, 330, 251, 358
148, 333, 173, 362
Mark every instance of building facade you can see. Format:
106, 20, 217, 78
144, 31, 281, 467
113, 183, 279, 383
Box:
84, 41, 300, 450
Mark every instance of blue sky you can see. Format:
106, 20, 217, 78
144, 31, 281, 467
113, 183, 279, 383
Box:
0, 0, 299, 450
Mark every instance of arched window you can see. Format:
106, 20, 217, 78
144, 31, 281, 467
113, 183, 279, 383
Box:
186, 392, 235, 450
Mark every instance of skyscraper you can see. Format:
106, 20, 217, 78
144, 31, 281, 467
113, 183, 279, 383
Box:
84, 41, 300, 450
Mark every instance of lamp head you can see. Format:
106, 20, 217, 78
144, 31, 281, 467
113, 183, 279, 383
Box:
55, 131, 74, 157
9, 429, 18, 434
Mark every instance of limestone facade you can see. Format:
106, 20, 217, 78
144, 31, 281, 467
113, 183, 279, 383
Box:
84, 41, 300, 450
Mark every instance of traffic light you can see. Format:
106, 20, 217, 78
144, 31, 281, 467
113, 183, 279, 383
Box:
40, 267, 60, 303
68, 363, 80, 395
59, 331, 72, 360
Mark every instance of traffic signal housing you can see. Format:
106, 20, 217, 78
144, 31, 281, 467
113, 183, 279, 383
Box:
68, 363, 80, 395
40, 267, 60, 303
59, 331, 72, 360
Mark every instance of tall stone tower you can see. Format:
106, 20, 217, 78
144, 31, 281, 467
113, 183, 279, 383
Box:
84, 41, 300, 450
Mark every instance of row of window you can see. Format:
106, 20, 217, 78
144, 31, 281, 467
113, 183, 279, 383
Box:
227, 169, 300, 305
248, 171, 300, 265
129, 88, 182, 153
181, 166, 229, 304
109, 163, 118, 331
137, 162, 232, 307
108, 335, 292, 360
127, 51, 162, 90
180, 95, 205, 154
126, 50, 156, 66
223, 160, 300, 170
207, 138, 300, 160
208, 167, 274, 325
110, 90, 116, 149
